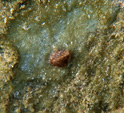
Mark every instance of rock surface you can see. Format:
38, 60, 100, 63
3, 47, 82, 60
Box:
0, 0, 124, 113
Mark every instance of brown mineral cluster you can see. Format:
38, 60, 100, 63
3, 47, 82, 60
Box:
50, 50, 71, 67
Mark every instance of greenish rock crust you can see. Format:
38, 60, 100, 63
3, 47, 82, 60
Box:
0, 0, 124, 113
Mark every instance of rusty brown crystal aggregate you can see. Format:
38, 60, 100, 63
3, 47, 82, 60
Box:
50, 50, 71, 67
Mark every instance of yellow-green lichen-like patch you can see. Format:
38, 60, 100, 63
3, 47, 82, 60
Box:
0, 37, 18, 112
0, 0, 32, 35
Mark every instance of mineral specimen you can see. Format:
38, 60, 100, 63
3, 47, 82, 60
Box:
50, 50, 71, 67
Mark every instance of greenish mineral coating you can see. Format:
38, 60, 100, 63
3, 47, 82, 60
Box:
0, 0, 124, 113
